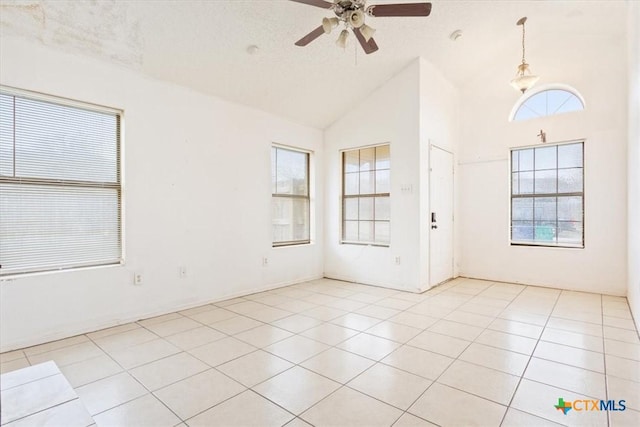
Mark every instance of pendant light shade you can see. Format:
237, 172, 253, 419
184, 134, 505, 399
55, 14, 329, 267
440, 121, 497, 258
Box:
511, 17, 539, 93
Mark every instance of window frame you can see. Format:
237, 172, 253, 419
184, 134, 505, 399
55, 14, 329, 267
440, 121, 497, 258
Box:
340, 143, 391, 247
509, 140, 585, 249
0, 85, 124, 277
271, 144, 311, 247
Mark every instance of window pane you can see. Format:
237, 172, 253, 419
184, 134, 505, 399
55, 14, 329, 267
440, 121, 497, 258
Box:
534, 222, 556, 243
275, 148, 307, 196
512, 197, 533, 221
535, 146, 556, 170
344, 220, 358, 241
375, 170, 390, 194
558, 168, 583, 193
272, 197, 309, 243
271, 147, 277, 194
558, 143, 583, 168
512, 221, 534, 241
519, 149, 534, 171
360, 171, 375, 194
547, 90, 572, 114
344, 150, 359, 173
534, 197, 556, 221
375, 222, 390, 244
525, 92, 547, 116
512, 172, 519, 195
519, 171, 534, 194
557, 222, 583, 246
345, 172, 359, 195
376, 145, 390, 170
558, 196, 582, 221
511, 151, 519, 172
534, 169, 557, 194
359, 197, 374, 221
375, 197, 390, 221
556, 96, 583, 114
344, 198, 358, 220
360, 148, 375, 171
359, 221, 374, 242
14, 97, 118, 182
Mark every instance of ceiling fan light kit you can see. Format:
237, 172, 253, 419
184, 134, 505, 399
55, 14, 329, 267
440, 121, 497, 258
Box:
292, 0, 432, 54
510, 16, 540, 93
336, 29, 350, 48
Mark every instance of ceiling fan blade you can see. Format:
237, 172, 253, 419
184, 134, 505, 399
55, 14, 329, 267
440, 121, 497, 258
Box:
289, 0, 334, 9
368, 2, 432, 17
295, 25, 326, 46
353, 27, 379, 54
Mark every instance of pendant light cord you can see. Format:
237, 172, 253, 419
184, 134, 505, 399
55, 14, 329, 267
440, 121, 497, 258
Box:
521, 21, 526, 65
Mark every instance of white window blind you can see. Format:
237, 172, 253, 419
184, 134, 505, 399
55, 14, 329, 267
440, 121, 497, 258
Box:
0, 90, 122, 276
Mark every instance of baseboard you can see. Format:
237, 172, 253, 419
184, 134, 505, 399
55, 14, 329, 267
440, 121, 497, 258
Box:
322, 274, 422, 294
457, 273, 627, 297
0, 274, 323, 353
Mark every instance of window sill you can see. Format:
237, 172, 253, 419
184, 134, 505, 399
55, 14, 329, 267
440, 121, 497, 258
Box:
272, 241, 312, 248
0, 260, 125, 281
340, 241, 390, 248
510, 242, 584, 250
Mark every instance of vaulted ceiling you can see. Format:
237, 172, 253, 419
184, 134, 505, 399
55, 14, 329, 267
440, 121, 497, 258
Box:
0, 0, 629, 128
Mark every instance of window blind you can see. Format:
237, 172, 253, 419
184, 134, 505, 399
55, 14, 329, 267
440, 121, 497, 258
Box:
0, 90, 122, 276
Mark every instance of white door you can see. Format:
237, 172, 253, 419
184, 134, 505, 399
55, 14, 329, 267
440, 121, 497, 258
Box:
429, 145, 454, 287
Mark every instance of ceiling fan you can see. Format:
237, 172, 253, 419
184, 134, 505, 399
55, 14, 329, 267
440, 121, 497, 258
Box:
291, 0, 432, 54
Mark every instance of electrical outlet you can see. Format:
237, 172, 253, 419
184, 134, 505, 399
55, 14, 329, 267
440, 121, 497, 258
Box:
262, 257, 268, 267
133, 273, 143, 285
395, 256, 401, 265
179, 266, 187, 278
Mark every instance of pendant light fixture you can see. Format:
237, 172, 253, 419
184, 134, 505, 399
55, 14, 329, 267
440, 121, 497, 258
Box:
510, 17, 539, 93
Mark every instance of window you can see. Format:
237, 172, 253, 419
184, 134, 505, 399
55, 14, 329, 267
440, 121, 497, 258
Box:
271, 146, 310, 246
511, 142, 584, 248
342, 145, 390, 245
511, 87, 584, 121
0, 89, 122, 276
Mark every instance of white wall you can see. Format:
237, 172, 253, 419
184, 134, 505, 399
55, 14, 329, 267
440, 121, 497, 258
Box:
628, 0, 640, 330
323, 59, 458, 292
458, 34, 628, 295
418, 58, 460, 290
0, 38, 324, 352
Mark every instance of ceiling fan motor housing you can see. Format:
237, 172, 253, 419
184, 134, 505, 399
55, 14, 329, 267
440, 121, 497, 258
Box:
334, 0, 367, 25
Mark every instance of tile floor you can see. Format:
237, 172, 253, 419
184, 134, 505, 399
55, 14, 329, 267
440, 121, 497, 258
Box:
1, 277, 639, 427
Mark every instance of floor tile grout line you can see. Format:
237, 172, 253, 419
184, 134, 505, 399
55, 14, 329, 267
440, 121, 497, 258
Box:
396, 282, 534, 426
0, 395, 81, 426
498, 287, 563, 427
4, 278, 638, 427
82, 332, 186, 423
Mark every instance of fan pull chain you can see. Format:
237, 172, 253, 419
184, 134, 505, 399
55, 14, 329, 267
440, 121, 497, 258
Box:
354, 41, 358, 66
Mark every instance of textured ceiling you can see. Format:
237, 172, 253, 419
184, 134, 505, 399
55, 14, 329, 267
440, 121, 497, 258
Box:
0, 0, 629, 128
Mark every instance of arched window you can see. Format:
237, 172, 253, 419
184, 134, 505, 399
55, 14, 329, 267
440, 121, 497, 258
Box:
510, 85, 585, 122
